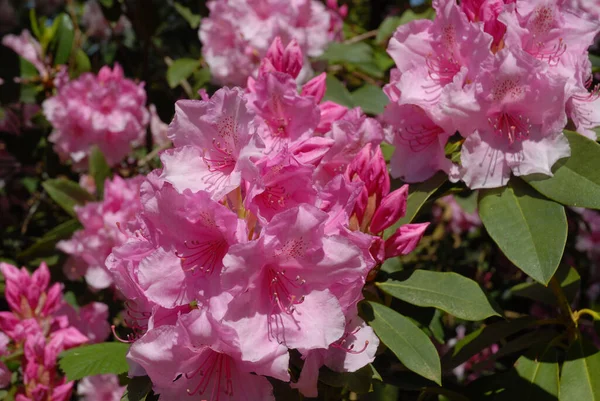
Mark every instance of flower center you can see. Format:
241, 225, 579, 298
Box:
176, 238, 228, 275
185, 350, 234, 400
397, 123, 444, 152
203, 139, 235, 173
488, 112, 531, 144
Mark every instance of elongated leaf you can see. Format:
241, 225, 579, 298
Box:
511, 265, 580, 306
323, 75, 355, 108
42, 178, 95, 217
443, 317, 534, 370
512, 350, 560, 401
478, 178, 567, 284
560, 339, 600, 401
173, 2, 201, 29
377, 270, 499, 321
18, 219, 81, 260
53, 14, 74, 65
384, 172, 447, 238
362, 301, 441, 385
89, 146, 111, 198
167, 58, 201, 88
59, 342, 130, 381
524, 131, 600, 209
352, 84, 389, 115
319, 42, 373, 65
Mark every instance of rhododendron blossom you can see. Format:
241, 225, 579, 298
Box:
58, 175, 144, 290
105, 38, 428, 399
384, 0, 600, 189
42, 64, 149, 169
199, 0, 344, 86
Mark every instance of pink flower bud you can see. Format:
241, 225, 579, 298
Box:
262, 37, 303, 78
301, 72, 327, 103
369, 185, 409, 234
384, 223, 429, 258
316, 101, 348, 134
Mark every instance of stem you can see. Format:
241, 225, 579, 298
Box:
343, 30, 377, 45
549, 277, 579, 341
574, 308, 600, 322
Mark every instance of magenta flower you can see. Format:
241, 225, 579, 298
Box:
2, 30, 48, 78
42, 64, 149, 170
77, 375, 126, 401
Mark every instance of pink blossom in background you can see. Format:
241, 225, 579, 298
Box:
58, 175, 144, 290
77, 375, 126, 401
42, 64, 149, 170
383, 0, 600, 189
82, 0, 131, 40
0, 103, 40, 136
199, 0, 343, 86
434, 195, 482, 235
106, 38, 428, 399
148, 104, 170, 147
2, 30, 48, 79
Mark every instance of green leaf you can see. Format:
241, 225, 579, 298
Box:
512, 350, 559, 401
72, 49, 92, 77
323, 75, 355, 108
89, 146, 112, 198
29, 9, 41, 39
559, 339, 600, 401
59, 343, 130, 381
173, 2, 201, 29
166, 58, 201, 88
52, 14, 74, 65
42, 178, 95, 217
478, 178, 567, 285
384, 172, 447, 238
319, 42, 373, 65
319, 364, 376, 394
121, 376, 153, 401
352, 84, 388, 115
523, 131, 600, 209
377, 270, 500, 321
17, 219, 81, 260
511, 265, 580, 306
362, 301, 441, 385
442, 317, 535, 370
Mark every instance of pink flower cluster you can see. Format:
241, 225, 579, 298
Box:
384, 0, 600, 189
199, 0, 346, 86
0, 262, 110, 400
42, 64, 149, 170
106, 39, 428, 400
58, 175, 144, 290
434, 195, 482, 235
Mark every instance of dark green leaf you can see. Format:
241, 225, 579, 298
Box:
352, 84, 388, 115
166, 58, 201, 88
559, 339, 600, 401
72, 49, 92, 77
524, 131, 600, 209
89, 146, 112, 198
375, 8, 435, 45
42, 178, 95, 217
318, 364, 376, 394
52, 14, 74, 65
362, 301, 441, 385
511, 349, 560, 401
478, 178, 567, 284
121, 376, 153, 401
319, 42, 373, 65
377, 270, 500, 321
29, 9, 41, 39
59, 343, 130, 381
18, 219, 81, 260
173, 2, 201, 29
384, 172, 447, 238
323, 75, 355, 108
511, 265, 580, 306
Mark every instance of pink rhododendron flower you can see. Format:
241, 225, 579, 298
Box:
434, 195, 482, 235
199, 0, 343, 86
106, 38, 428, 399
58, 175, 144, 290
2, 30, 48, 78
42, 64, 149, 169
77, 375, 126, 401
82, 0, 131, 40
0, 333, 10, 388
148, 104, 170, 147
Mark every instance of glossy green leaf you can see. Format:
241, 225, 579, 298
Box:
319, 42, 373, 65
53, 14, 74, 65
352, 84, 389, 115
72, 49, 92, 77
478, 178, 567, 284
89, 146, 112, 198
511, 265, 580, 306
362, 301, 441, 385
523, 131, 600, 209
166, 58, 201, 88
17, 219, 81, 260
121, 376, 153, 401
512, 350, 560, 401
59, 343, 130, 381
560, 339, 600, 401
377, 270, 500, 321
173, 2, 201, 29
29, 9, 41, 39
384, 172, 447, 238
42, 178, 95, 217
323, 75, 355, 108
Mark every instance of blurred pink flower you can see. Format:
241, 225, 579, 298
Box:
77, 375, 126, 401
